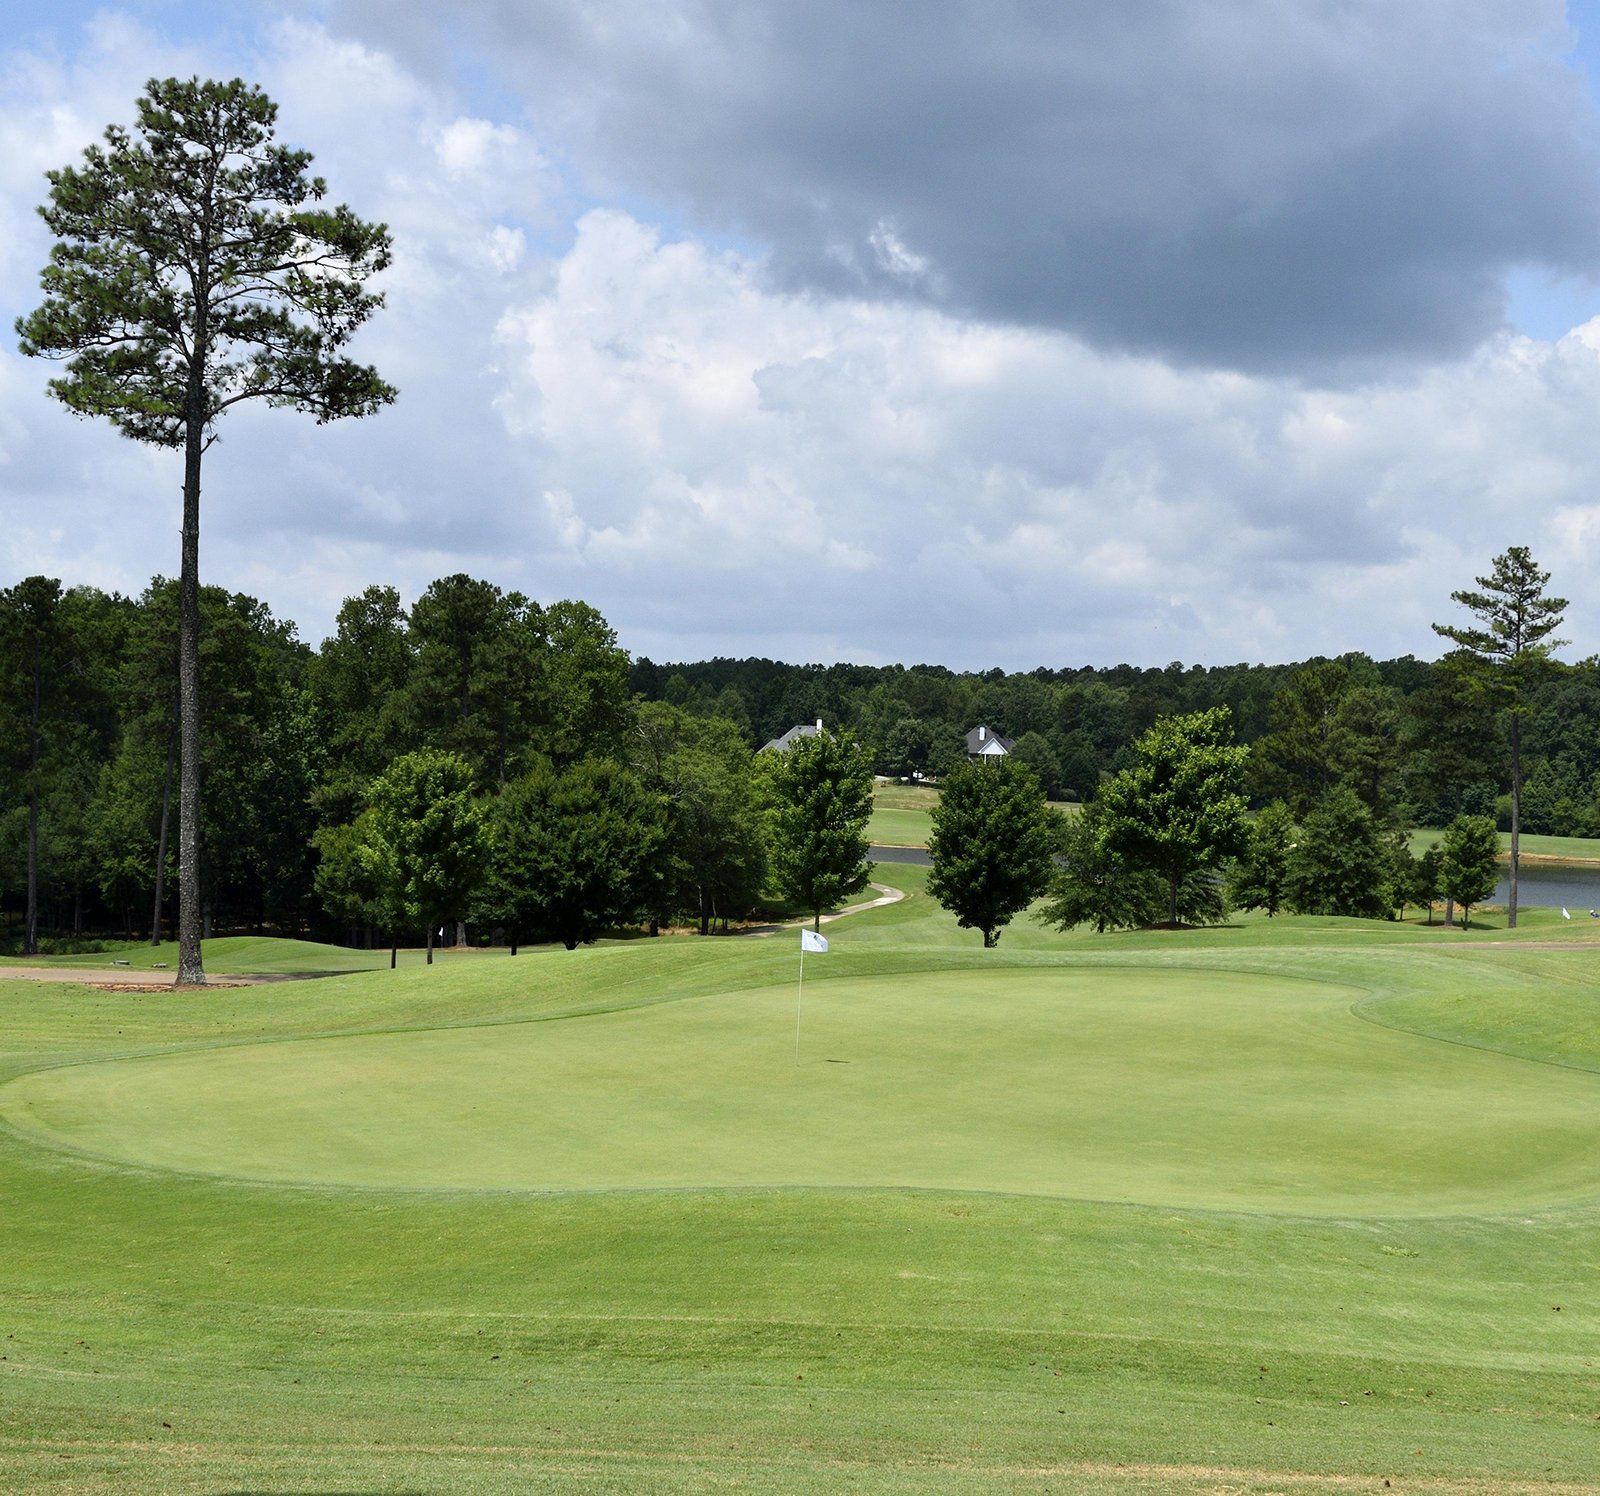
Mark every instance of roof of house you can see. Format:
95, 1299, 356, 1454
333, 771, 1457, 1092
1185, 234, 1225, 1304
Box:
761, 719, 825, 753
965, 724, 1015, 756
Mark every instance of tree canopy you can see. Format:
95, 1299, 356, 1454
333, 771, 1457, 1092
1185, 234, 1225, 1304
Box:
1097, 707, 1250, 926
927, 758, 1057, 946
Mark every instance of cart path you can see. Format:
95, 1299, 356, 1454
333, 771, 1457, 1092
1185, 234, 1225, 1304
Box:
741, 882, 905, 938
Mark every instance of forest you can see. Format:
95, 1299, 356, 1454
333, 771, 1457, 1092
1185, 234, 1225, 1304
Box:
0, 565, 1588, 948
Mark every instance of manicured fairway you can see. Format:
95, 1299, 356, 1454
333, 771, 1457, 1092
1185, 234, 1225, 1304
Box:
5, 867, 1600, 1492
10, 966, 1600, 1214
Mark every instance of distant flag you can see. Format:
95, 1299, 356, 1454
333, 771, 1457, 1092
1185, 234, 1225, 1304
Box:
795, 927, 829, 1060
1563, 908, 1572, 920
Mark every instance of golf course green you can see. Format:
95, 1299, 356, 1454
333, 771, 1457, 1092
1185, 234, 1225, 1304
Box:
5, 865, 1600, 1491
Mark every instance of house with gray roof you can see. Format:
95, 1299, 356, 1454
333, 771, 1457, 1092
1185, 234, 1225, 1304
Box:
762, 718, 825, 753
965, 724, 1014, 760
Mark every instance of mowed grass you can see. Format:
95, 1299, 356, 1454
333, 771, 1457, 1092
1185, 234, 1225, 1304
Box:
1409, 826, 1600, 862
869, 782, 1078, 846
5, 863, 1600, 1491
0, 933, 501, 973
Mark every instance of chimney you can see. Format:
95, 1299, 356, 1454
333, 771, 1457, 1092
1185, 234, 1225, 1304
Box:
816, 717, 823, 731
978, 725, 987, 742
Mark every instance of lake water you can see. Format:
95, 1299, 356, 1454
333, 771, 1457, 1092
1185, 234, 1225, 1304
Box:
869, 845, 1600, 913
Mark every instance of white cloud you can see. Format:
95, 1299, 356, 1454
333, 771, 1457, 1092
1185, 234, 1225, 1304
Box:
6, 11, 1600, 670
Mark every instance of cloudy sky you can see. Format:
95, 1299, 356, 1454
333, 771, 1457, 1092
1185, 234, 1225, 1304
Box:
6, 2, 1600, 668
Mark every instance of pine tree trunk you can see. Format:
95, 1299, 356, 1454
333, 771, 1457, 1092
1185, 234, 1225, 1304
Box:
23, 633, 41, 957
1507, 715, 1521, 930
390, 936, 397, 970
426, 924, 434, 966
151, 723, 175, 946
455, 919, 466, 948
176, 396, 206, 985
73, 888, 82, 935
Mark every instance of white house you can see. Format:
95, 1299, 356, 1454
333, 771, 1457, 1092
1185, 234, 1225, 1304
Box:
965, 724, 1014, 760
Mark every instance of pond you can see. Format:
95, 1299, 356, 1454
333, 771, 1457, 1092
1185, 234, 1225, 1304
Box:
869, 845, 1600, 913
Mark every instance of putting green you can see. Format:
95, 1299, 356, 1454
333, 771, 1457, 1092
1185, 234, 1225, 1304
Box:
5, 966, 1599, 1215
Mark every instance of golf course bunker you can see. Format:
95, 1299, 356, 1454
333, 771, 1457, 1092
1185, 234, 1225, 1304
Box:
5, 965, 1600, 1215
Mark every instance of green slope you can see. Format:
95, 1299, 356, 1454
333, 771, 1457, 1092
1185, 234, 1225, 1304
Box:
4, 866, 1600, 1491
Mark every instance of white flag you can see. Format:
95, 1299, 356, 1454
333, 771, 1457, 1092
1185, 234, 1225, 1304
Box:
801, 928, 829, 953
1563, 907, 1572, 920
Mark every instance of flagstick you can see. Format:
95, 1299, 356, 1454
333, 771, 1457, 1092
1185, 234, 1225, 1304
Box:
794, 943, 805, 1064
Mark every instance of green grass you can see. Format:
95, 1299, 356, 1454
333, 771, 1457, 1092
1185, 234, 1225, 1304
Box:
1409, 827, 1600, 862
0, 933, 513, 974
4, 863, 1600, 1491
869, 783, 1078, 847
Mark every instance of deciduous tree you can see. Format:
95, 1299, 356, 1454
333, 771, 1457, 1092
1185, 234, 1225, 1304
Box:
480, 759, 665, 950
763, 729, 874, 930
1038, 803, 1164, 933
1438, 814, 1500, 930
1097, 708, 1250, 926
927, 758, 1057, 946
1228, 801, 1294, 918
366, 750, 485, 964
1285, 787, 1390, 919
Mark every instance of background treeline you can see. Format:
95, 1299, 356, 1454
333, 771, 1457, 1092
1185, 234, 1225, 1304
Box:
636, 649, 1591, 834
0, 567, 1587, 946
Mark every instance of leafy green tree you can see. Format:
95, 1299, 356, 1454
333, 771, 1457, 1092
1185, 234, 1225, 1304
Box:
309, 586, 412, 822
763, 729, 874, 930
1285, 787, 1390, 919
90, 760, 163, 940
634, 703, 767, 935
313, 810, 400, 960
1009, 731, 1062, 799
1229, 801, 1294, 917
1038, 803, 1164, 933
927, 758, 1057, 947
1433, 547, 1566, 929
1097, 707, 1250, 926
17, 77, 394, 983
367, 750, 486, 964
404, 575, 543, 786
878, 713, 934, 781
541, 600, 634, 765
480, 759, 665, 950
1438, 814, 1500, 930
1382, 826, 1419, 921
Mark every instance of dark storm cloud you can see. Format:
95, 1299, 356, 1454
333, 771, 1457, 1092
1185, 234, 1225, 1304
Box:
336, 0, 1600, 372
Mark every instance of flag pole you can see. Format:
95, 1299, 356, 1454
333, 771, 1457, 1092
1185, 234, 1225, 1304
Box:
794, 942, 805, 1064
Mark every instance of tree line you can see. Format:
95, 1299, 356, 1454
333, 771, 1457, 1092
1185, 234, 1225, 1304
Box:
0, 546, 1557, 954
916, 548, 1561, 941
0, 572, 886, 957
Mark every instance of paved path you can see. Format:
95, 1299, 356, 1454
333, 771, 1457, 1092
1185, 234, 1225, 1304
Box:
742, 881, 905, 938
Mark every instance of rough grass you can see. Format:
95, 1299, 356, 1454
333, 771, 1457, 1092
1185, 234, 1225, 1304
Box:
3, 862, 1600, 1491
